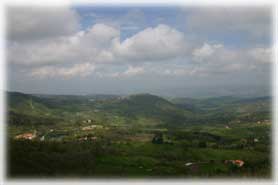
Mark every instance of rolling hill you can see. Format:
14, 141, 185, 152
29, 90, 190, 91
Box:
6, 91, 271, 127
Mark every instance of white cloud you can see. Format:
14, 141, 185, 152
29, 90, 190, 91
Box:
192, 42, 238, 64
8, 23, 188, 67
6, 7, 272, 80
30, 63, 96, 78
111, 24, 187, 62
82, 24, 120, 47
193, 43, 223, 61
191, 42, 272, 76
122, 66, 145, 76
7, 7, 80, 42
97, 66, 145, 78
8, 37, 78, 66
248, 47, 272, 64
8, 23, 119, 66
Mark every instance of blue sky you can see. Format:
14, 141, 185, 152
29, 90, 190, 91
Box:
74, 6, 271, 47
74, 6, 184, 41
6, 5, 273, 97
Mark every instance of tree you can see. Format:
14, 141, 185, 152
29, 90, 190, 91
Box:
198, 141, 207, 148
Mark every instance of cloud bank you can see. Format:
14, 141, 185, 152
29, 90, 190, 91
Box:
7, 6, 272, 80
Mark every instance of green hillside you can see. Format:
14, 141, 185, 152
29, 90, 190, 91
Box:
6, 91, 272, 178
7, 92, 195, 127
6, 92, 271, 127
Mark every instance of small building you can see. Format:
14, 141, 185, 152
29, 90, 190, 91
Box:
83, 119, 94, 124
40, 135, 45, 141
225, 160, 244, 167
78, 136, 97, 141
79, 136, 88, 141
232, 160, 244, 167
185, 162, 193, 166
90, 136, 97, 140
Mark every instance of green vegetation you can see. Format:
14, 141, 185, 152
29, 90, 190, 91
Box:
6, 92, 272, 178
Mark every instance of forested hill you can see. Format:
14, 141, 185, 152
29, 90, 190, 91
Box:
6, 91, 271, 127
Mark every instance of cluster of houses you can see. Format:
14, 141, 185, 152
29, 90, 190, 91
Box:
256, 120, 270, 125
14, 130, 37, 140
78, 136, 97, 141
82, 119, 93, 124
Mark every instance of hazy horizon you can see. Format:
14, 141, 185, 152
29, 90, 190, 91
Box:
6, 82, 271, 99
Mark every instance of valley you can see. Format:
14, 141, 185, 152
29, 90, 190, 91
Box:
6, 92, 272, 178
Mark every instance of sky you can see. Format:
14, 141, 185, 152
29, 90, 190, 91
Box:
6, 5, 273, 97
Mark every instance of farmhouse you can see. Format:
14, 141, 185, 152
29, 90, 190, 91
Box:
224, 160, 244, 167
232, 160, 244, 167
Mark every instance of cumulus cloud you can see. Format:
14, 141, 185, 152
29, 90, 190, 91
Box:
97, 66, 145, 78
7, 23, 119, 66
193, 42, 238, 65
7, 7, 80, 42
190, 42, 272, 76
6, 7, 272, 80
30, 63, 96, 78
122, 66, 145, 76
111, 24, 187, 62
193, 43, 223, 61
8, 37, 79, 66
82, 24, 120, 47
8, 23, 188, 68
248, 47, 272, 64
